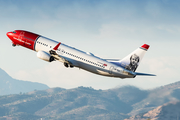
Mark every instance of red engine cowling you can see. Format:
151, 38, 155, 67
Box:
37, 51, 54, 62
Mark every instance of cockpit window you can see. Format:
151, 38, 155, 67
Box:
12, 31, 16, 34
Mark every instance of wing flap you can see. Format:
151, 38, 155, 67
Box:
105, 59, 121, 62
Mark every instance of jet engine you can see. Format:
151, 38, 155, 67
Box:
37, 51, 54, 62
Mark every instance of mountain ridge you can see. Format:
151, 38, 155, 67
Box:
0, 81, 180, 119
0, 68, 49, 95
1, 68, 180, 120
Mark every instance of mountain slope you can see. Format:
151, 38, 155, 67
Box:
0, 87, 131, 120
129, 81, 180, 116
125, 101, 180, 120
0, 68, 49, 95
0, 80, 180, 119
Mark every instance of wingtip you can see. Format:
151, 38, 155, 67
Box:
53, 42, 61, 50
141, 44, 150, 50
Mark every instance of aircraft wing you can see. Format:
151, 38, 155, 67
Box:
49, 43, 78, 67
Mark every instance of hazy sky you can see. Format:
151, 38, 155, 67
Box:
1, 0, 180, 90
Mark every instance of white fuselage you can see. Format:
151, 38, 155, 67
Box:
35, 36, 134, 78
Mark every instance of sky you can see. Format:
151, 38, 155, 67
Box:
0, 0, 180, 90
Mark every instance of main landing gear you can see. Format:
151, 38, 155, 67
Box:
63, 62, 74, 68
64, 62, 69, 68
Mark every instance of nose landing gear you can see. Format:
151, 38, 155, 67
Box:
12, 43, 16, 47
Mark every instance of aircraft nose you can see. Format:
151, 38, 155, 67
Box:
6, 32, 12, 38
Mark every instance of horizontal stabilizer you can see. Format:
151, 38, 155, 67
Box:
135, 72, 156, 76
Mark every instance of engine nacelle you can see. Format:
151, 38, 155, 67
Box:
37, 51, 54, 62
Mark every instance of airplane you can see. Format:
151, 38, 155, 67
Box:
6, 30, 155, 78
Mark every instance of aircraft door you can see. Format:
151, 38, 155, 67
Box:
18, 32, 26, 46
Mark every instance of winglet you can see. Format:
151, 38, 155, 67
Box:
53, 42, 61, 50
141, 44, 150, 50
